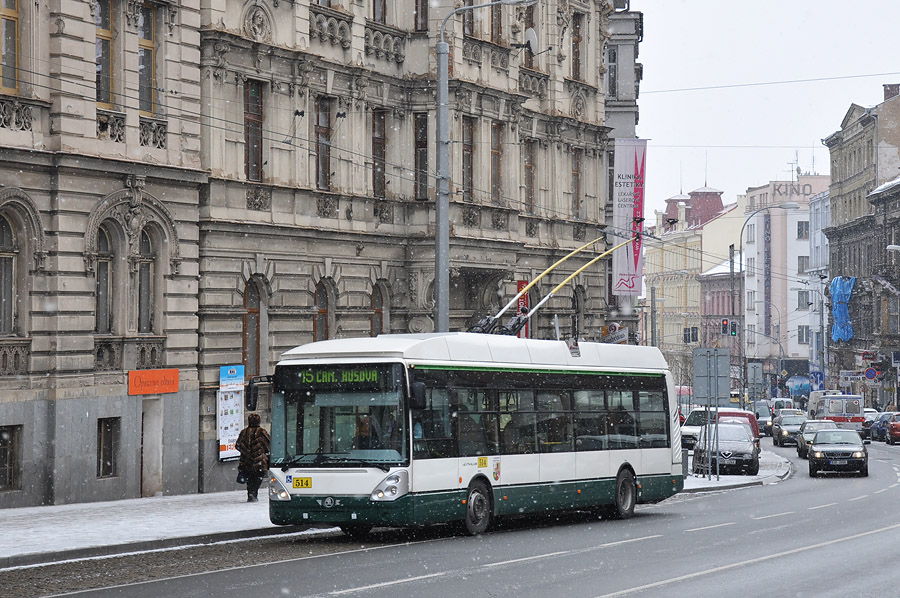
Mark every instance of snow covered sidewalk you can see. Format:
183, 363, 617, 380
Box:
683, 449, 791, 491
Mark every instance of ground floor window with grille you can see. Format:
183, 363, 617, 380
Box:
1, 425, 22, 490
97, 418, 121, 478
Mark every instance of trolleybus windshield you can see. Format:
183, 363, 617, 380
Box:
271, 363, 407, 469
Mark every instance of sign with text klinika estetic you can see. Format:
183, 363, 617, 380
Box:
611, 138, 647, 297
128, 368, 179, 395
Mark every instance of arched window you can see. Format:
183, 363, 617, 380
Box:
314, 281, 329, 341
95, 226, 112, 333
137, 229, 154, 333
243, 280, 261, 377
0, 216, 15, 334
371, 285, 384, 336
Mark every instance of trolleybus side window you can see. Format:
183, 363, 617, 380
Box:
637, 390, 668, 448
413, 387, 457, 460
500, 389, 536, 454
537, 390, 573, 452
607, 390, 639, 449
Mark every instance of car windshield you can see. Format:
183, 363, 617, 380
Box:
813, 431, 861, 445
684, 410, 709, 426
781, 416, 806, 425
704, 425, 751, 442
803, 422, 836, 432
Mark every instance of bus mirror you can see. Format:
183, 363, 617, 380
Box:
245, 375, 272, 411
410, 382, 426, 410
246, 383, 259, 411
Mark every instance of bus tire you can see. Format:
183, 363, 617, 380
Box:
463, 480, 492, 535
606, 469, 636, 520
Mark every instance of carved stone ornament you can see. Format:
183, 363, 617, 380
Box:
83, 176, 181, 275
0, 187, 48, 271
247, 186, 272, 211
244, 6, 273, 43
408, 315, 434, 334
571, 92, 586, 119
213, 42, 229, 83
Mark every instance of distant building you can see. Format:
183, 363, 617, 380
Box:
823, 84, 900, 405
742, 175, 828, 398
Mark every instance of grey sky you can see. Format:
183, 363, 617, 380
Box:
630, 0, 900, 217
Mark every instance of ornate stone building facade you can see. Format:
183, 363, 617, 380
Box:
0, 0, 637, 504
823, 85, 900, 404
195, 0, 627, 491
0, 1, 203, 507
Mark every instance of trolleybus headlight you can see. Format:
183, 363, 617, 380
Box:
370, 470, 409, 502
269, 472, 292, 502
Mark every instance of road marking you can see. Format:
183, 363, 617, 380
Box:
752, 511, 793, 520
600, 535, 662, 548
808, 502, 837, 510
685, 522, 735, 532
593, 522, 900, 598
848, 495, 868, 502
891, 483, 900, 488
329, 572, 447, 595
483, 550, 569, 568
874, 488, 887, 494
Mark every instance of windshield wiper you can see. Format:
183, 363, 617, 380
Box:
317, 456, 391, 472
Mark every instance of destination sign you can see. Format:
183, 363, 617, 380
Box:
275, 363, 401, 392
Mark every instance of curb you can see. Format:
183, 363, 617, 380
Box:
1, 525, 340, 570
681, 460, 793, 494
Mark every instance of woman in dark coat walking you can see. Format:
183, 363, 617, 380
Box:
236, 413, 271, 502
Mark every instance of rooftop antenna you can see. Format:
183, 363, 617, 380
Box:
704, 152, 708, 187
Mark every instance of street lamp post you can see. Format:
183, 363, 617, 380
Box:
738, 202, 800, 402
435, 0, 536, 332
755, 299, 783, 397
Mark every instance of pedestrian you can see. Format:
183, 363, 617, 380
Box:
236, 413, 270, 502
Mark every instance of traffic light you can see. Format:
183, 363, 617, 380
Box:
721, 318, 729, 334
730, 321, 738, 336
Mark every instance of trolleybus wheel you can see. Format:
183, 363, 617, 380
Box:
463, 480, 492, 535
606, 469, 636, 520
340, 524, 373, 540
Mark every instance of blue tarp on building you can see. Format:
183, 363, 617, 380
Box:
830, 276, 855, 342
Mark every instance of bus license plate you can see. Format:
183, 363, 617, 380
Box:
293, 477, 312, 488
720, 459, 736, 465
830, 460, 847, 465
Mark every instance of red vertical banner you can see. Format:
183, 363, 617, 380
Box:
517, 280, 530, 338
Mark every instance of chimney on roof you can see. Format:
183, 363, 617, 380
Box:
885, 84, 900, 101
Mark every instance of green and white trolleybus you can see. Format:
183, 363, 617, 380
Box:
264, 332, 684, 537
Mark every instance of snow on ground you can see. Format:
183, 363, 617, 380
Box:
0, 451, 789, 563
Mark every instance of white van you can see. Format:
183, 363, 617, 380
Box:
807, 390, 845, 419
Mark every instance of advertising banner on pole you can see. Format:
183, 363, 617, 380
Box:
611, 138, 647, 297
217, 365, 245, 461
516, 280, 530, 338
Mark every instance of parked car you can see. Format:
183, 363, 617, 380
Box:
884, 412, 900, 445
796, 419, 838, 458
808, 429, 869, 477
719, 413, 761, 451
692, 423, 760, 476
681, 407, 712, 449
861, 409, 880, 439
870, 412, 898, 442
772, 414, 807, 447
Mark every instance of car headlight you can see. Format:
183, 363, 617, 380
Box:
370, 470, 409, 502
852, 452, 865, 458
767, 419, 772, 425
268, 472, 292, 502
781, 430, 788, 436
813, 452, 823, 458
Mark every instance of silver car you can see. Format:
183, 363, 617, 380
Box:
692, 423, 759, 476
